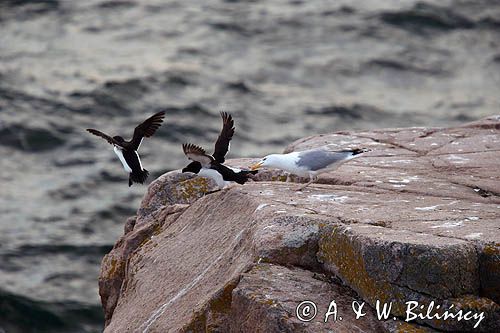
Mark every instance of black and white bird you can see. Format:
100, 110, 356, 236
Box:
182, 112, 256, 188
182, 142, 256, 188
86, 111, 165, 187
250, 147, 370, 190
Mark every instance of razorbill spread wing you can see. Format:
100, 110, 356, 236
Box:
182, 111, 234, 173
86, 111, 165, 187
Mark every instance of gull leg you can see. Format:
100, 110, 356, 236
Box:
285, 172, 291, 182
294, 175, 317, 191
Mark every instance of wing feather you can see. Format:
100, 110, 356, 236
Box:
86, 129, 119, 146
182, 143, 213, 166
131, 111, 165, 150
212, 111, 234, 163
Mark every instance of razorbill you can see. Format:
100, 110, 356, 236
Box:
182, 112, 256, 187
182, 143, 256, 188
86, 111, 165, 186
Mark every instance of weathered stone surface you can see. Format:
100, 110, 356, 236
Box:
381, 320, 439, 333
99, 173, 218, 326
252, 215, 327, 270
136, 171, 219, 225
102, 186, 332, 332
123, 215, 136, 235
230, 263, 384, 332
318, 224, 479, 300
99, 204, 189, 325
318, 224, 499, 331
99, 116, 500, 332
105, 190, 258, 332
480, 243, 500, 305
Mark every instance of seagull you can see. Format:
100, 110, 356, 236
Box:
86, 111, 165, 187
250, 147, 370, 190
182, 143, 256, 188
182, 112, 257, 187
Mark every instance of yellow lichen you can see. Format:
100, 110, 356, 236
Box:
262, 299, 275, 306
104, 258, 123, 279
162, 177, 211, 205
483, 243, 500, 256
318, 226, 404, 315
178, 177, 211, 202
318, 226, 499, 330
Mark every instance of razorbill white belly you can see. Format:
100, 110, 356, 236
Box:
86, 111, 165, 186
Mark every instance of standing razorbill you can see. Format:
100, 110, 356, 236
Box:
182, 112, 257, 187
86, 111, 165, 186
182, 143, 256, 188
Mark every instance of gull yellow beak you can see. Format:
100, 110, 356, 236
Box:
250, 161, 263, 171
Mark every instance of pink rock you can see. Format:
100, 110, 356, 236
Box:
100, 116, 500, 332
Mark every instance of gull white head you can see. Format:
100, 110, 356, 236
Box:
250, 154, 288, 171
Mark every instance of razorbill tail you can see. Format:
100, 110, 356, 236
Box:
86, 111, 165, 187
182, 143, 256, 188
182, 112, 257, 187
250, 147, 370, 190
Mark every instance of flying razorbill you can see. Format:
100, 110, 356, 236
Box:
182, 112, 257, 188
182, 143, 256, 188
86, 111, 165, 187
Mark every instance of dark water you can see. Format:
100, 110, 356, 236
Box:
0, 0, 499, 331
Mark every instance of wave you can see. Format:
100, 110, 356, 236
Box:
96, 1, 136, 10
6, 244, 113, 259
379, 2, 475, 34
0, 288, 102, 333
364, 58, 449, 76
0, 124, 65, 152
303, 103, 445, 130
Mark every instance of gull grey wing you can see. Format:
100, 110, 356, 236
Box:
86, 129, 120, 146
212, 111, 235, 163
182, 143, 214, 166
296, 149, 354, 171
131, 111, 165, 150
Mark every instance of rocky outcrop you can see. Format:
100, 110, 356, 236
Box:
99, 116, 500, 332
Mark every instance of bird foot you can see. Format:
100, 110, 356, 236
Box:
293, 183, 311, 191
293, 177, 316, 191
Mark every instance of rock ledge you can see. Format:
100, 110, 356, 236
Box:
100, 116, 500, 332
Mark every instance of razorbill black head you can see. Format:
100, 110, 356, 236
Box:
113, 136, 125, 143
86, 111, 165, 187
182, 161, 202, 174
